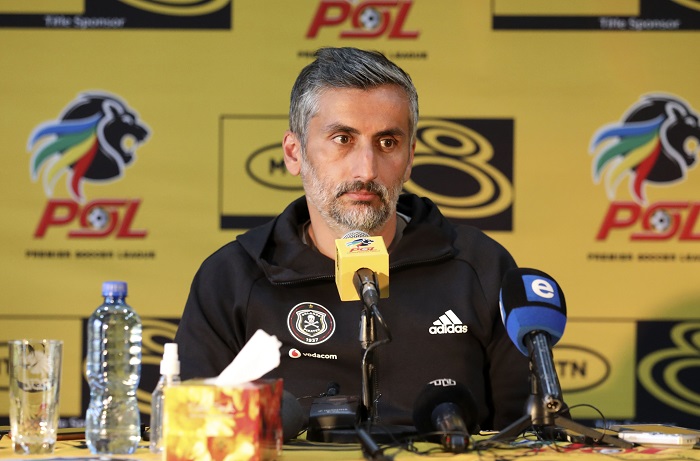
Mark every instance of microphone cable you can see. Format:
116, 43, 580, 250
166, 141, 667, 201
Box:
361, 302, 392, 413
355, 423, 394, 461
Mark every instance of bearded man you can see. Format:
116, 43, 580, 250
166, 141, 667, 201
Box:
175, 47, 529, 432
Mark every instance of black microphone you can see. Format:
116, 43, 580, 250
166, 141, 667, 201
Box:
281, 390, 305, 442
499, 268, 567, 413
325, 381, 340, 397
354, 267, 380, 309
413, 379, 479, 453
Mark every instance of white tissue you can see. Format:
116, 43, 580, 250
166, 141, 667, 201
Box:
207, 329, 282, 386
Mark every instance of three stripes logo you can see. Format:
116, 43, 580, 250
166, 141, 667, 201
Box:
429, 309, 468, 335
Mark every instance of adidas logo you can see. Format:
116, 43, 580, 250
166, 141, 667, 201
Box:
429, 309, 468, 335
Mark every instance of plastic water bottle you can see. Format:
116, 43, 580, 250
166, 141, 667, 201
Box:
85, 281, 142, 454
149, 343, 180, 453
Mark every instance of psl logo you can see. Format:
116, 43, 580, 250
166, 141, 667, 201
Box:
590, 94, 700, 240
306, 0, 419, 39
28, 92, 150, 238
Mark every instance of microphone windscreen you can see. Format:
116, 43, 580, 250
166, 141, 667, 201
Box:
334, 232, 389, 301
499, 268, 567, 355
342, 230, 370, 239
281, 390, 305, 442
413, 379, 480, 435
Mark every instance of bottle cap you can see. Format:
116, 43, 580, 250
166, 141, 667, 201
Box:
160, 343, 180, 376
102, 281, 128, 297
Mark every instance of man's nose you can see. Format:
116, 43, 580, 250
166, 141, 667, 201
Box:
352, 140, 379, 182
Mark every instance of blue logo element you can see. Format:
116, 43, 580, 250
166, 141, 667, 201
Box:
523, 275, 561, 307
346, 238, 373, 247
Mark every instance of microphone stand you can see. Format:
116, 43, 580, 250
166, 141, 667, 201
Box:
354, 268, 388, 423
359, 306, 376, 421
354, 269, 415, 449
360, 301, 385, 423
488, 359, 632, 448
358, 298, 404, 457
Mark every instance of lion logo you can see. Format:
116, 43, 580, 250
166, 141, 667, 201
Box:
590, 94, 699, 204
28, 92, 150, 203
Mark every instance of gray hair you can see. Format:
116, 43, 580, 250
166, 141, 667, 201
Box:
289, 47, 419, 151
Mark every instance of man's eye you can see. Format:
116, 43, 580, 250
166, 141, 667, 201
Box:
379, 138, 396, 149
333, 135, 350, 144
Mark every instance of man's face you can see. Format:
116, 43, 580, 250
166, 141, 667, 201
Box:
299, 85, 414, 235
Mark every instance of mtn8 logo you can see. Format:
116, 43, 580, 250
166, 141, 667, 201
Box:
404, 119, 513, 222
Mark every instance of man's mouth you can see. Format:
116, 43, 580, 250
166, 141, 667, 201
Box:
344, 190, 377, 202
338, 181, 385, 203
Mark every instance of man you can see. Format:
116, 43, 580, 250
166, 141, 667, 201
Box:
175, 47, 529, 431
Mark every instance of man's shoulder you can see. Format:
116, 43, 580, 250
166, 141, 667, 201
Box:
198, 238, 253, 271
453, 223, 512, 254
452, 222, 498, 242
450, 224, 517, 280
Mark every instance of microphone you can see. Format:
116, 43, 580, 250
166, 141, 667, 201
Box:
281, 390, 305, 442
334, 230, 389, 302
499, 268, 567, 413
413, 378, 479, 453
325, 381, 340, 397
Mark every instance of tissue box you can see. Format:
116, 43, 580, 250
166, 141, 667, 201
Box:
163, 379, 283, 461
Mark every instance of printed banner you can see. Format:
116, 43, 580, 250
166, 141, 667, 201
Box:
0, 0, 698, 426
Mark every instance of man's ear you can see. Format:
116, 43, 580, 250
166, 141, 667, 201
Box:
403, 140, 416, 182
283, 130, 302, 176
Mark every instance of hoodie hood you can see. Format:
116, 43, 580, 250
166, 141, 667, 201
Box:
236, 194, 457, 286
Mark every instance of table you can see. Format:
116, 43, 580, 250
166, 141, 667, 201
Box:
1, 433, 699, 460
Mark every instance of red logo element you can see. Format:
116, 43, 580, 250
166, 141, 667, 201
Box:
34, 199, 147, 238
289, 348, 302, 359
307, 0, 419, 39
596, 201, 700, 241
348, 246, 379, 253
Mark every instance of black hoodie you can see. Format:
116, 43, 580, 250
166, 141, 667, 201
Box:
175, 194, 529, 430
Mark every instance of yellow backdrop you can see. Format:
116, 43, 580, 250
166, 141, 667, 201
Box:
1, 0, 698, 426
